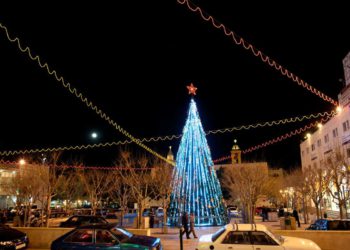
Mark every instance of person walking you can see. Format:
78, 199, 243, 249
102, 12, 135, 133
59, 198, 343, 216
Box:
149, 211, 155, 228
181, 212, 190, 239
278, 206, 284, 217
188, 212, 198, 238
293, 208, 300, 228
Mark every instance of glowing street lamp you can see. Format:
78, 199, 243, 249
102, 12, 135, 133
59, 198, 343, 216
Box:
19, 159, 26, 165
336, 106, 342, 113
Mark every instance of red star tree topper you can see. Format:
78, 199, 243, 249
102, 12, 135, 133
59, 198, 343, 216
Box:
187, 83, 197, 95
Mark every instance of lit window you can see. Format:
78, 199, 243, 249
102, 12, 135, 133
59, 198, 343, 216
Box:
343, 121, 350, 132
324, 134, 329, 143
333, 128, 338, 137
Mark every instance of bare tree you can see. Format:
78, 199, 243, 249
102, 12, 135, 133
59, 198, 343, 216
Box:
221, 164, 272, 223
305, 166, 330, 219
6, 163, 44, 226
323, 150, 350, 219
78, 169, 114, 215
116, 151, 156, 229
36, 152, 69, 226
152, 160, 175, 233
284, 169, 311, 223
108, 171, 131, 227
60, 172, 85, 215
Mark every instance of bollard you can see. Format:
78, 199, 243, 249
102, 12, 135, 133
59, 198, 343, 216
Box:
179, 227, 183, 250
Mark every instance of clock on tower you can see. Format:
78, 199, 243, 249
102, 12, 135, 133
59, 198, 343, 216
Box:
343, 51, 350, 86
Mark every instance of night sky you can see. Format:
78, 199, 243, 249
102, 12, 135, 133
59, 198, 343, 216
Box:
0, 1, 349, 169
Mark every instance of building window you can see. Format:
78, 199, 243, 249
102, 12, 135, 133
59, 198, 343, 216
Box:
311, 144, 315, 151
347, 148, 350, 158
317, 139, 321, 147
343, 120, 350, 132
324, 134, 329, 143
333, 128, 338, 137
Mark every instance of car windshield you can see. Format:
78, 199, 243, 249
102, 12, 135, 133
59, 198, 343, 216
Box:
264, 229, 281, 244
211, 227, 226, 242
110, 227, 133, 242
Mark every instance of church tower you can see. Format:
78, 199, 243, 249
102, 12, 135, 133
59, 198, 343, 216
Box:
231, 139, 241, 164
166, 146, 175, 165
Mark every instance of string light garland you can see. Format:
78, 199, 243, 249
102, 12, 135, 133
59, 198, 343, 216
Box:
207, 110, 335, 134
0, 22, 172, 165
176, 0, 338, 106
0, 110, 334, 156
0, 111, 334, 168
213, 114, 334, 163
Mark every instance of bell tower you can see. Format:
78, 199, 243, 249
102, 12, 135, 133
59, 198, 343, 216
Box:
231, 139, 241, 164
167, 146, 175, 165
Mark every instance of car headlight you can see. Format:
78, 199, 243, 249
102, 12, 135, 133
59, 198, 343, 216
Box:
151, 243, 162, 250
0, 241, 15, 246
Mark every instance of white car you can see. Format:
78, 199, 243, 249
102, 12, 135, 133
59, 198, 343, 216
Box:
156, 207, 164, 217
196, 223, 321, 250
228, 207, 240, 217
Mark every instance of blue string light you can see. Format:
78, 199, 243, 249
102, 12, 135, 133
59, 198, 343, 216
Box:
168, 98, 228, 226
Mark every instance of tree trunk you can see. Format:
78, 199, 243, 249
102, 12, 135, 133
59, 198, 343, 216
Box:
137, 202, 143, 229
302, 197, 307, 224
251, 204, 256, 224
246, 204, 253, 223
162, 207, 168, 234
120, 208, 124, 227
315, 202, 320, 219
241, 204, 248, 223
339, 202, 347, 219
46, 196, 51, 227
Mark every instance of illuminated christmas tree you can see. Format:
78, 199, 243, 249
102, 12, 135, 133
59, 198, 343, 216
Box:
168, 83, 228, 226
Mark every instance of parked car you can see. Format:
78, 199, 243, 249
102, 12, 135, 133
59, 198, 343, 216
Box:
196, 223, 321, 250
0, 224, 29, 249
142, 208, 151, 217
227, 206, 240, 217
306, 219, 350, 230
51, 223, 162, 250
59, 215, 109, 228
155, 207, 164, 217
73, 208, 93, 216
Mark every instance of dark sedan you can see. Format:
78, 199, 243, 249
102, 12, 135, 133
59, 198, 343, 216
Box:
306, 218, 350, 230
59, 215, 109, 228
51, 223, 162, 250
0, 224, 29, 250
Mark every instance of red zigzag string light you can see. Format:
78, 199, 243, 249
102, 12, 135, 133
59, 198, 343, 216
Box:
0, 160, 153, 171
177, 0, 338, 106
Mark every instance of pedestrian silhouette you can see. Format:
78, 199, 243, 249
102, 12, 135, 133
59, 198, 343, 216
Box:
181, 212, 190, 239
188, 212, 198, 238
293, 208, 300, 227
149, 211, 155, 228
